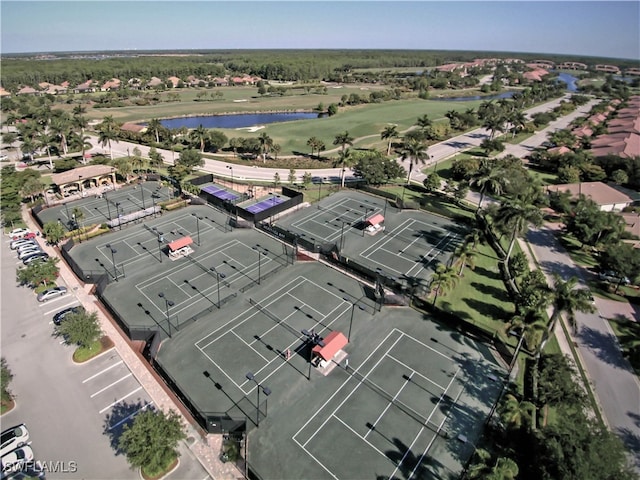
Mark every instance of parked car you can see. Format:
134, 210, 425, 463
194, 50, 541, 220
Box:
0, 425, 29, 458
1, 445, 34, 475
53, 306, 84, 326
10, 239, 36, 250
18, 248, 42, 260
598, 270, 631, 285
17, 243, 40, 254
23, 253, 49, 265
37, 286, 67, 302
8, 228, 31, 240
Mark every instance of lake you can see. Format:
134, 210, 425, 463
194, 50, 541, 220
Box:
159, 112, 320, 129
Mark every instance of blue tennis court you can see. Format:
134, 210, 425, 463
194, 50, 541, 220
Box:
246, 196, 284, 214
202, 183, 240, 201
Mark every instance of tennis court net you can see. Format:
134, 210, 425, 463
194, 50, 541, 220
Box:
248, 298, 301, 337
346, 365, 448, 436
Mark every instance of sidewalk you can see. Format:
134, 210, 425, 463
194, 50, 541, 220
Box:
21, 207, 243, 480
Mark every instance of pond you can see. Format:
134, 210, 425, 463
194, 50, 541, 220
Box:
553, 72, 579, 92
158, 112, 320, 129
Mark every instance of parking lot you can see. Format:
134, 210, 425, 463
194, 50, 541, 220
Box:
1, 233, 210, 479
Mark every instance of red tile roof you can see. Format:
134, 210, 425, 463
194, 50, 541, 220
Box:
312, 331, 348, 362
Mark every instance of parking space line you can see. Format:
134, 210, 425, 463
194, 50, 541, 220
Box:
83, 360, 124, 383
106, 401, 154, 431
39, 296, 71, 307
91, 373, 133, 398
45, 301, 79, 316
99, 386, 143, 414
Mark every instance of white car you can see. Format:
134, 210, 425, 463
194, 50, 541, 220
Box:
18, 248, 42, 260
1, 445, 34, 475
8, 228, 31, 240
17, 243, 40, 254
0, 425, 29, 458
37, 286, 67, 302
10, 239, 36, 250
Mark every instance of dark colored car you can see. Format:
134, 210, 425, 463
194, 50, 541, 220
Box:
52, 306, 84, 326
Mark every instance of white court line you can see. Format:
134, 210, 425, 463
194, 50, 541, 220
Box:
387, 354, 446, 390
44, 301, 79, 316
99, 386, 143, 414
364, 371, 413, 440
406, 380, 465, 480
332, 414, 387, 458
83, 360, 124, 383
91, 373, 133, 398
232, 331, 269, 362
302, 333, 404, 448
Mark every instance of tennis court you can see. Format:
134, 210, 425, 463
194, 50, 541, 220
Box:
276, 190, 466, 283
194, 274, 374, 387
35, 180, 173, 229
66, 205, 291, 333
238, 193, 287, 214
200, 182, 241, 202
155, 261, 504, 480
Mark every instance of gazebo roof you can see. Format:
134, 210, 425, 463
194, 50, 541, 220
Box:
50, 165, 114, 186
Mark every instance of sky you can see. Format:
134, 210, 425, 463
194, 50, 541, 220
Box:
1, 1, 639, 60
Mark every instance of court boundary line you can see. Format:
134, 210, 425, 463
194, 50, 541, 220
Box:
293, 328, 458, 479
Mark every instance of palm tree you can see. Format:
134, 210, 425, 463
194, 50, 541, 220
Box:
49, 114, 71, 156
190, 125, 209, 152
72, 206, 85, 236
97, 116, 120, 160
429, 264, 458, 305
547, 274, 596, 336
258, 132, 273, 163
399, 137, 429, 185
307, 137, 320, 157
271, 143, 281, 160
148, 118, 163, 144
35, 131, 55, 170
500, 393, 535, 431
333, 131, 353, 159
380, 125, 398, 156
337, 148, 355, 188
469, 160, 507, 213
496, 198, 544, 263
453, 241, 476, 276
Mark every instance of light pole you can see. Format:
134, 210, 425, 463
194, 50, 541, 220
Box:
105, 244, 118, 282
104, 193, 112, 221
252, 246, 268, 285
226, 165, 234, 189
115, 202, 122, 229
362, 207, 373, 237
192, 214, 202, 246
210, 267, 226, 308
337, 218, 349, 252
152, 228, 164, 263
158, 292, 174, 336
301, 329, 325, 380
343, 297, 364, 342
508, 329, 526, 372
245, 372, 271, 427
140, 183, 146, 209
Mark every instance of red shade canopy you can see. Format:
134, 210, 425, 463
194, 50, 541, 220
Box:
312, 331, 348, 362
168, 236, 193, 251
367, 214, 384, 225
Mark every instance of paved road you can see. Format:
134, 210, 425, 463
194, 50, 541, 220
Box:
527, 225, 640, 469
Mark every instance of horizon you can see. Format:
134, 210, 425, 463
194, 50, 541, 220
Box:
1, 1, 639, 60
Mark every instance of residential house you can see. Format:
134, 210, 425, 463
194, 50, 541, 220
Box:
547, 181, 635, 212
167, 76, 182, 88
101, 78, 121, 91
146, 77, 164, 89
74, 80, 96, 93
17, 86, 38, 95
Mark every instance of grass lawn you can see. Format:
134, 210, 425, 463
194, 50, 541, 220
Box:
78, 86, 492, 156
73, 336, 114, 363
379, 185, 475, 221
435, 240, 515, 340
